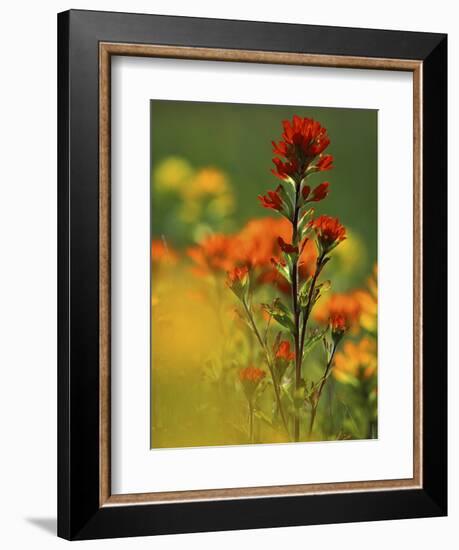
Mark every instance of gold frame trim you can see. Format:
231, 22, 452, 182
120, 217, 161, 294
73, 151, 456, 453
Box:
99, 43, 423, 507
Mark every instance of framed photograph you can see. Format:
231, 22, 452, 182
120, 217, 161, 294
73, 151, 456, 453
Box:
58, 9, 447, 540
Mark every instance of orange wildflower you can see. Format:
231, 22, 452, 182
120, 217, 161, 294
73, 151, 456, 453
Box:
314, 292, 362, 332
226, 266, 249, 299
151, 239, 178, 265
330, 313, 347, 333
237, 217, 291, 268
310, 215, 346, 252
239, 366, 266, 383
354, 265, 378, 333
276, 340, 295, 361
271, 116, 333, 180
187, 234, 238, 275
226, 265, 249, 286
333, 338, 377, 384
239, 366, 266, 401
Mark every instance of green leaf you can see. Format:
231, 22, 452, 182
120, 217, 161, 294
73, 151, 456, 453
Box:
272, 313, 295, 333
302, 326, 329, 357
272, 259, 291, 284
277, 184, 294, 217
254, 409, 275, 428
299, 278, 312, 308
298, 208, 315, 239
262, 299, 295, 334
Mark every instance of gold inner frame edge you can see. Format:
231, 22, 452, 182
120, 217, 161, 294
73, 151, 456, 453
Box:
99, 42, 423, 507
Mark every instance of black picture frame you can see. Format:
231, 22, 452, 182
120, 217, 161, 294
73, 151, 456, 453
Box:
58, 9, 447, 540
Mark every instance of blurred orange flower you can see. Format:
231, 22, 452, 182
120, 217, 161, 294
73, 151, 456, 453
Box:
237, 217, 290, 268
354, 264, 378, 333
333, 338, 377, 384
226, 265, 249, 285
239, 366, 266, 383
187, 234, 238, 275
226, 265, 249, 298
330, 313, 347, 334
276, 340, 295, 361
314, 292, 362, 332
238, 217, 317, 291
187, 216, 318, 291
151, 239, 178, 265
239, 366, 266, 401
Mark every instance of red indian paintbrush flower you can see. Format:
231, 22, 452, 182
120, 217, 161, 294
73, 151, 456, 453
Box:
330, 313, 347, 344
302, 182, 330, 203
239, 366, 266, 383
271, 158, 299, 181
277, 236, 298, 254
276, 340, 295, 361
310, 182, 330, 202
239, 366, 266, 401
227, 265, 249, 285
226, 265, 249, 298
271, 116, 333, 180
274, 340, 295, 381
258, 185, 283, 211
315, 155, 334, 172
310, 215, 346, 253
330, 313, 347, 333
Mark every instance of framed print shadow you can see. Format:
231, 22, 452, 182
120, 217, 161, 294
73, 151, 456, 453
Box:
57, 9, 447, 540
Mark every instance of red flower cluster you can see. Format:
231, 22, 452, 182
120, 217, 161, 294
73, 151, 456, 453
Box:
330, 313, 347, 334
239, 366, 266, 401
258, 186, 283, 211
276, 340, 295, 361
310, 215, 346, 251
226, 265, 249, 298
314, 293, 362, 333
277, 236, 298, 254
271, 115, 334, 181
239, 366, 266, 383
226, 265, 249, 286
330, 312, 347, 343
302, 182, 330, 203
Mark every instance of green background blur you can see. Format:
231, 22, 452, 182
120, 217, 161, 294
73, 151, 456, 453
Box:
151, 99, 377, 280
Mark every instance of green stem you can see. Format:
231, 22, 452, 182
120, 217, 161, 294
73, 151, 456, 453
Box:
300, 252, 326, 357
308, 343, 337, 439
291, 181, 301, 442
242, 299, 290, 440
249, 402, 254, 443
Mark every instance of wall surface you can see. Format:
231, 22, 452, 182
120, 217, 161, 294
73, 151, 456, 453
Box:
0, 1, 455, 548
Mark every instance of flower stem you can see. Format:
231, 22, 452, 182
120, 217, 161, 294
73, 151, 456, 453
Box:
308, 343, 337, 439
299, 252, 326, 360
242, 299, 290, 440
249, 402, 254, 443
291, 182, 302, 442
